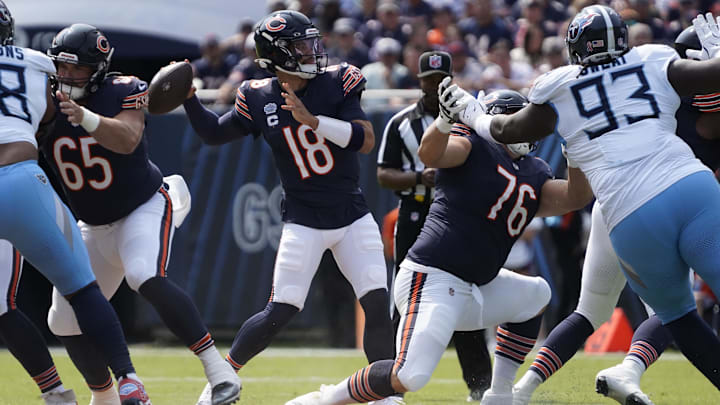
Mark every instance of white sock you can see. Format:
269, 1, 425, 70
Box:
490, 356, 520, 393
324, 378, 355, 405
91, 385, 120, 404
122, 372, 141, 383
198, 346, 237, 387
515, 370, 543, 392
621, 357, 646, 380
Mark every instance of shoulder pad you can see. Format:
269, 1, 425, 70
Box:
106, 76, 149, 110
633, 44, 679, 63
528, 65, 581, 105
327, 62, 365, 97
22, 48, 56, 75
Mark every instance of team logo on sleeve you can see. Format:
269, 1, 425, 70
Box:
567, 12, 600, 43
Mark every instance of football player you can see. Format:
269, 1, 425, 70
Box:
284, 89, 594, 405
39, 24, 240, 405
453, 4, 720, 393
0, 3, 150, 405
513, 25, 720, 405
180, 10, 396, 404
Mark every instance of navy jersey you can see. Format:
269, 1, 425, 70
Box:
40, 75, 163, 225
407, 124, 553, 285
676, 94, 720, 170
231, 63, 370, 229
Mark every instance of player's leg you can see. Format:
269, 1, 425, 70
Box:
286, 266, 465, 405
611, 171, 720, 389
515, 202, 627, 403
0, 161, 145, 399
117, 187, 240, 404
331, 213, 394, 363
226, 222, 327, 368
0, 241, 77, 404
470, 269, 551, 404
48, 224, 124, 405
453, 330, 492, 401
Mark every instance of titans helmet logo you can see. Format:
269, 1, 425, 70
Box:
567, 12, 600, 44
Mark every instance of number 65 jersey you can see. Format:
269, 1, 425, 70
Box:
529, 44, 709, 231
231, 63, 370, 230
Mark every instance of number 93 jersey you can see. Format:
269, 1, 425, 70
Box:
231, 63, 369, 229
529, 44, 709, 231
406, 126, 552, 286
39, 75, 163, 225
0, 47, 55, 148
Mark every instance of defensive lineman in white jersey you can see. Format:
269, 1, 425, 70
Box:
444, 5, 720, 395
0, 1, 151, 403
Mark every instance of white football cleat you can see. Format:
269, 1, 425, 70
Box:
196, 382, 212, 405
285, 390, 325, 405
42, 389, 78, 405
511, 385, 533, 405
479, 390, 513, 405
368, 395, 406, 404
595, 364, 654, 405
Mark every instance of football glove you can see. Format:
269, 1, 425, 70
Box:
689, 12, 720, 60
436, 77, 471, 133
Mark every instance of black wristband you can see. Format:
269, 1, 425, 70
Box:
416, 171, 422, 185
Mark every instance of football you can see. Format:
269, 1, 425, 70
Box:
147, 61, 193, 114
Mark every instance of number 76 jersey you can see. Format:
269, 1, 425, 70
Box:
529, 44, 709, 231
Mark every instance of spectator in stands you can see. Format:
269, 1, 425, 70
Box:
448, 41, 486, 93
268, 0, 288, 12
222, 17, 256, 66
430, 3, 461, 44
458, 0, 514, 56
511, 23, 545, 67
361, 37, 411, 91
513, 0, 567, 37
288, 0, 316, 19
401, 43, 425, 89
667, 0, 700, 39
191, 34, 235, 90
481, 38, 535, 92
314, 0, 343, 34
401, 0, 435, 25
621, 0, 668, 41
326, 18, 370, 68
216, 36, 271, 104
536, 35, 567, 74
628, 22, 654, 47
359, 1, 410, 48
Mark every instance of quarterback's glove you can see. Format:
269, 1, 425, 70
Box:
689, 12, 720, 60
436, 77, 472, 133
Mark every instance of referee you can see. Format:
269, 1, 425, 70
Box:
376, 51, 492, 401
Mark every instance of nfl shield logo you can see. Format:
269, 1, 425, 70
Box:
429, 55, 442, 69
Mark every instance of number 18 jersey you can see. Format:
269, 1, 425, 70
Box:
529, 44, 709, 230
0, 46, 55, 148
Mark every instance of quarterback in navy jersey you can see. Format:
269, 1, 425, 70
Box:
286, 90, 593, 405
182, 10, 394, 403
39, 24, 240, 405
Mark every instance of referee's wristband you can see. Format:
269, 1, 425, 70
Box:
416, 171, 422, 185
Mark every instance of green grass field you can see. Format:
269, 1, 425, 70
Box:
1, 346, 717, 405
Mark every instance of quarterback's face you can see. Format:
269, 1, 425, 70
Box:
56, 62, 93, 87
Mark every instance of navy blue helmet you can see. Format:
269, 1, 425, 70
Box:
482, 90, 537, 156
254, 10, 328, 79
566, 5, 628, 65
0, 1, 13, 46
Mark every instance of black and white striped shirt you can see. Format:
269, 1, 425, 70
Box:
376, 101, 435, 201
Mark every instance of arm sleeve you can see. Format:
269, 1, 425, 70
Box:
693, 93, 720, 112
376, 116, 403, 167
336, 63, 368, 122
183, 95, 250, 145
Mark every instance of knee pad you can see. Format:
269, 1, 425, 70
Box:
535, 278, 552, 310
123, 257, 155, 291
263, 302, 299, 332
397, 368, 432, 392
47, 288, 82, 336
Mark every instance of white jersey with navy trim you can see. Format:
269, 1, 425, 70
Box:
0, 46, 55, 149
529, 44, 709, 230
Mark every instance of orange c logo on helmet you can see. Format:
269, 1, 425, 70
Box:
96, 35, 110, 53
265, 15, 287, 32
